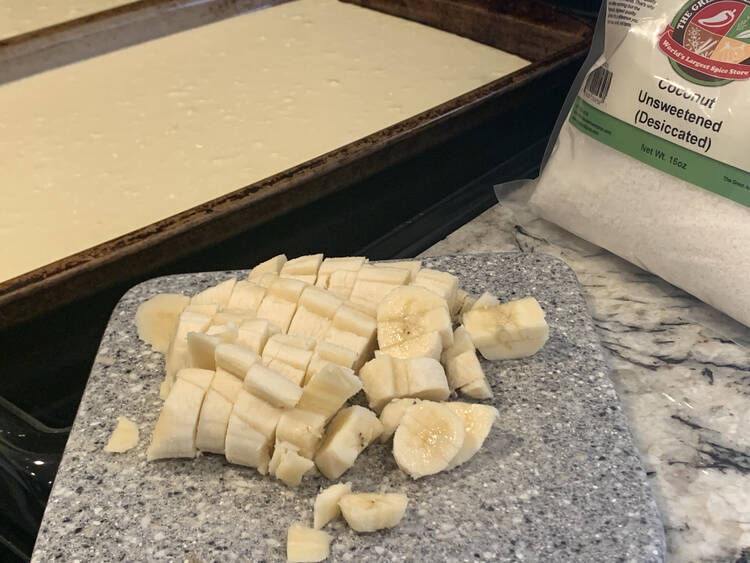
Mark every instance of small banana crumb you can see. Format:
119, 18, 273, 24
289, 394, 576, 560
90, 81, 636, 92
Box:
104, 416, 139, 453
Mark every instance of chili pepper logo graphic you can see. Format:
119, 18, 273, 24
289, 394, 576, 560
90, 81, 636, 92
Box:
698, 9, 738, 27
658, 0, 750, 86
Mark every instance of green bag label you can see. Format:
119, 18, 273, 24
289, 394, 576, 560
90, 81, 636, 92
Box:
569, 97, 750, 208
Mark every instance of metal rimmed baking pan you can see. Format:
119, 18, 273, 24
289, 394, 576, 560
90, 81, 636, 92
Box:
0, 0, 591, 331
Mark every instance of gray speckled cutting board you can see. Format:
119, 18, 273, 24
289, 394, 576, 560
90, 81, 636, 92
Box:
32, 253, 665, 562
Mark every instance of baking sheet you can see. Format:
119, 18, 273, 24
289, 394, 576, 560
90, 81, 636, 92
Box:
0, 0, 591, 331
33, 253, 664, 561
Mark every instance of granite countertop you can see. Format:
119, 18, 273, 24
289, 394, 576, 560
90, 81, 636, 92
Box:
421, 191, 750, 563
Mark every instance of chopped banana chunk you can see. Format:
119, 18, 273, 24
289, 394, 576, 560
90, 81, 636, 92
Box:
462, 296, 549, 360
134, 252, 538, 532
392, 402, 464, 479
191, 278, 237, 307
296, 364, 361, 421
104, 416, 139, 453
314, 406, 382, 480
338, 493, 408, 532
287, 523, 330, 563
147, 373, 213, 460
313, 482, 352, 529
360, 355, 449, 412
244, 363, 302, 409
377, 285, 453, 349
134, 293, 189, 353
445, 402, 499, 469
248, 254, 287, 281
378, 398, 420, 443
269, 441, 315, 488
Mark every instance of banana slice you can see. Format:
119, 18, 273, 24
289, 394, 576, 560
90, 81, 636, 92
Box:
471, 291, 500, 310
187, 333, 221, 370
338, 493, 408, 532
224, 413, 272, 474
458, 377, 493, 399
392, 401, 464, 479
104, 416, 139, 453
176, 367, 214, 389
445, 402, 499, 469
378, 398, 420, 442
349, 265, 410, 316
205, 323, 239, 339
288, 286, 342, 340
326, 269, 359, 299
269, 441, 315, 487
224, 388, 281, 472
441, 325, 493, 397
280, 253, 324, 284
446, 350, 489, 393
261, 334, 315, 386
236, 318, 279, 355
412, 268, 459, 313
195, 368, 242, 454
214, 343, 260, 378
256, 277, 307, 333
147, 370, 214, 460
313, 482, 352, 529
304, 342, 358, 385
244, 363, 303, 408
323, 304, 377, 369
316, 256, 367, 289
287, 523, 330, 563
265, 360, 305, 387
378, 331, 443, 361
442, 325, 475, 362
163, 311, 212, 397
377, 285, 453, 350
225, 280, 267, 312
188, 328, 236, 370
256, 272, 279, 288
314, 406, 383, 480
135, 293, 190, 353
358, 355, 398, 411
360, 355, 449, 412
248, 254, 287, 281
403, 357, 449, 401
191, 278, 237, 308
276, 409, 327, 459
375, 260, 421, 282
462, 296, 549, 360
453, 289, 474, 321
262, 333, 314, 367
264, 333, 317, 353
184, 303, 219, 316
232, 388, 283, 440
212, 309, 255, 327
297, 363, 362, 420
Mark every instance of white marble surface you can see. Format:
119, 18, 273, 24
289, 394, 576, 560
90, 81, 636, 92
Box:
422, 190, 750, 563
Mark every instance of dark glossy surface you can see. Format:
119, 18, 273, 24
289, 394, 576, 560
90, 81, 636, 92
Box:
0, 398, 68, 561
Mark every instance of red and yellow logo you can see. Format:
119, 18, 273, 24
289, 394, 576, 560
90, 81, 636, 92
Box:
659, 0, 750, 85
